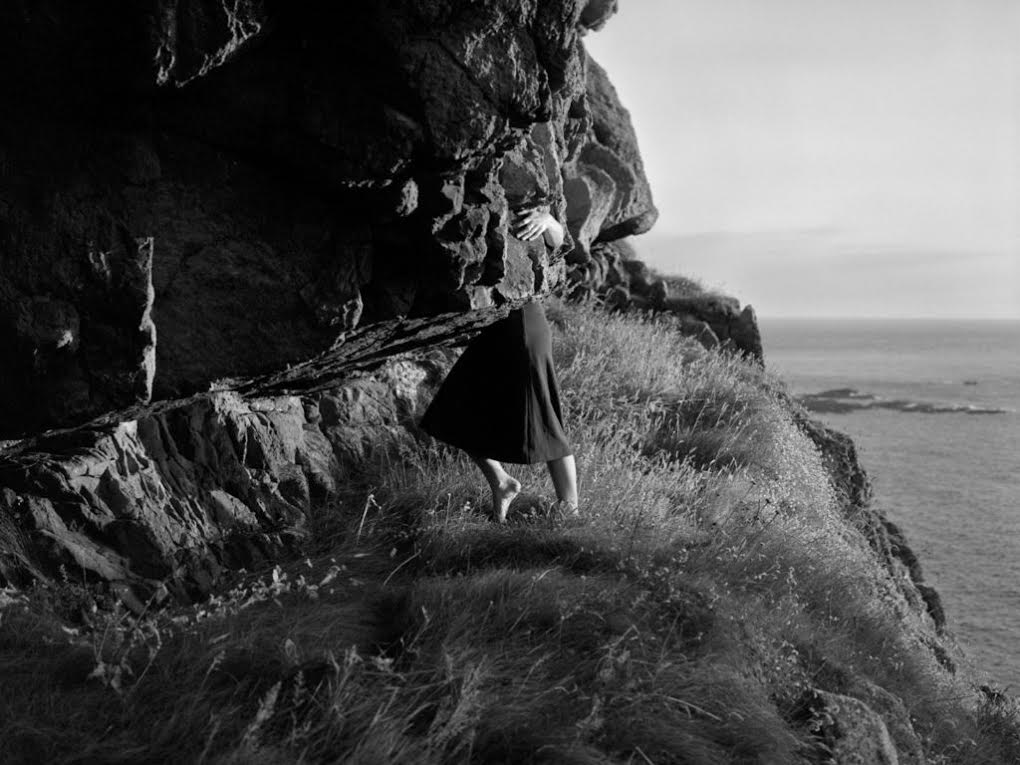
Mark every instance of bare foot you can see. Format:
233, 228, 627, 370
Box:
492, 477, 522, 523
553, 500, 579, 517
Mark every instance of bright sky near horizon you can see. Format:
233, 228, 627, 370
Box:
585, 0, 1020, 318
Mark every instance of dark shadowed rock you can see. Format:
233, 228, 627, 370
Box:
0, 0, 267, 102
792, 411, 872, 512
579, 0, 619, 31
0, 135, 158, 435
0, 124, 363, 431
661, 295, 763, 361
154, 0, 267, 87
732, 305, 763, 358
0, 1, 665, 436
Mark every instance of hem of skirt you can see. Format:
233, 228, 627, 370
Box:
488, 444, 573, 465
423, 431, 572, 465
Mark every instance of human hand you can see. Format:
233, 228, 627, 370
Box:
512, 206, 566, 249
512, 207, 556, 242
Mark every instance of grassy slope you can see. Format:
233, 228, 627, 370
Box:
1, 303, 1018, 764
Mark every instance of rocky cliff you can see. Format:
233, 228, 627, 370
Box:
0, 0, 939, 665
0, 0, 733, 605
0, 0, 660, 436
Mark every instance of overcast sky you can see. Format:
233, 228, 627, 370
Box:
585, 0, 1019, 318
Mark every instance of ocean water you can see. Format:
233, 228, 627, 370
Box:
760, 319, 1020, 690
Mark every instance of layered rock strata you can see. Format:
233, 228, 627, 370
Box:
0, 351, 451, 604
0, 302, 523, 601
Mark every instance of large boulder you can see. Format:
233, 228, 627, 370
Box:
0, 0, 656, 437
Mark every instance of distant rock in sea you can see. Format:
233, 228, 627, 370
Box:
798, 388, 1007, 416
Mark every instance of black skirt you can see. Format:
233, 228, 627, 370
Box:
420, 301, 572, 464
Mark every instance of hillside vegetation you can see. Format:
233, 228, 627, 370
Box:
2, 302, 1017, 764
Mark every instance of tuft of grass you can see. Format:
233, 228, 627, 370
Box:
0, 301, 1016, 763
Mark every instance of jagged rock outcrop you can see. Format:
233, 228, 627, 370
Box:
0, 347, 454, 604
562, 54, 658, 258
0, 0, 656, 437
567, 239, 764, 360
793, 411, 872, 512
0, 303, 527, 600
662, 295, 763, 361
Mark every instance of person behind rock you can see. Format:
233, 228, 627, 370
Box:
419, 202, 578, 522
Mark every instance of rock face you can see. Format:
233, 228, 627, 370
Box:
0, 349, 454, 603
0, 298, 526, 599
573, 55, 658, 243
0, 0, 266, 98
562, 55, 658, 258
567, 239, 764, 361
794, 409, 947, 638
0, 0, 656, 436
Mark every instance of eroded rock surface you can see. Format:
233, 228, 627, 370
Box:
0, 350, 453, 603
0, 296, 533, 599
0, 1, 656, 436
569, 54, 658, 246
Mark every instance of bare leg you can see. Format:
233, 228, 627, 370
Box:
548, 454, 578, 512
470, 455, 522, 523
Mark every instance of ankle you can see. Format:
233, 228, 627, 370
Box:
496, 474, 520, 491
